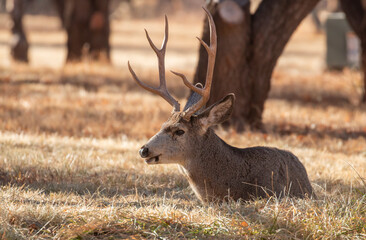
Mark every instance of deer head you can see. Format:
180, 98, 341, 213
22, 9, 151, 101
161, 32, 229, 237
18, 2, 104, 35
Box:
128, 7, 235, 165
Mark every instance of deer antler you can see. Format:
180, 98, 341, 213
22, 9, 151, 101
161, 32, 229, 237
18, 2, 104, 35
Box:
128, 16, 180, 112
171, 7, 217, 120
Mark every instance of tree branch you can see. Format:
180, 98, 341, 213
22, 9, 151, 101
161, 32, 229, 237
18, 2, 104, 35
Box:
251, 0, 320, 65
340, 0, 364, 37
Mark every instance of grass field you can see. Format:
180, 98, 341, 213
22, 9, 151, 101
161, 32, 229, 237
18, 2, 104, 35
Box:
0, 13, 366, 239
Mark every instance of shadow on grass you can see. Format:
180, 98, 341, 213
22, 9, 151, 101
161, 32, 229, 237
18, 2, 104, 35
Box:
269, 83, 364, 110
0, 66, 363, 109
266, 122, 366, 140
1, 165, 365, 239
0, 166, 192, 202
1, 76, 365, 142
0, 75, 188, 98
1, 162, 364, 203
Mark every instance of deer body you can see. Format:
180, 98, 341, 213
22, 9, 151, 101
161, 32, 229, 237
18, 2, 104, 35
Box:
139, 106, 314, 202
128, 8, 315, 202
178, 129, 313, 202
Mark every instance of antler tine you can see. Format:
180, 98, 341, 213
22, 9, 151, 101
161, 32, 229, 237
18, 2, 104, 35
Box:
172, 7, 217, 120
128, 16, 180, 112
144, 16, 168, 59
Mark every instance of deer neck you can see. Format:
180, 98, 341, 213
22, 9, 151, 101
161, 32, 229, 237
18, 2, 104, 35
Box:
178, 129, 237, 202
181, 129, 234, 178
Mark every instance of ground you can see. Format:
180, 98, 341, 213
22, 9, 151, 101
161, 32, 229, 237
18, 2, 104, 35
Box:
0, 11, 365, 239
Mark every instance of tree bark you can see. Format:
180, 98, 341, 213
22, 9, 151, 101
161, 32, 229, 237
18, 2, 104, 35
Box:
10, 0, 29, 62
89, 0, 110, 61
340, 0, 366, 103
193, 0, 320, 130
54, 0, 110, 62
53, 0, 65, 27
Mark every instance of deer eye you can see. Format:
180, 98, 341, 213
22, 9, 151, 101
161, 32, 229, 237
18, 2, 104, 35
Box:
174, 130, 185, 136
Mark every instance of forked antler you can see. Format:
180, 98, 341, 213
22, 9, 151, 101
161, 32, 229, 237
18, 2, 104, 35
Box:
128, 16, 180, 112
171, 7, 217, 120
128, 7, 216, 118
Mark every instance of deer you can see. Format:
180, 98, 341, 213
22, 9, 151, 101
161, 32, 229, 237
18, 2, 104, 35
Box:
127, 8, 315, 203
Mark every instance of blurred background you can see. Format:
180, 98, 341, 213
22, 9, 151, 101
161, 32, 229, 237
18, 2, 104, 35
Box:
0, 0, 364, 138
0, 1, 365, 238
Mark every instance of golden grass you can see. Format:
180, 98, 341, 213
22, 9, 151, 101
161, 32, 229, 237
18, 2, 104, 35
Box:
0, 133, 366, 239
0, 130, 365, 239
0, 14, 365, 239
0, 63, 365, 238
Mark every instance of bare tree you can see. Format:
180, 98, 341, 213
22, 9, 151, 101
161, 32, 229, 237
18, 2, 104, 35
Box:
193, 0, 320, 130
340, 0, 366, 103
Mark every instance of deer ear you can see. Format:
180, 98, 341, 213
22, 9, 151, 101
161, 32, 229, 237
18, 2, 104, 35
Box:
197, 93, 235, 130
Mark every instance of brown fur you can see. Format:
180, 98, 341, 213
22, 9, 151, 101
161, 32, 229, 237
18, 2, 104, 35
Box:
139, 94, 315, 203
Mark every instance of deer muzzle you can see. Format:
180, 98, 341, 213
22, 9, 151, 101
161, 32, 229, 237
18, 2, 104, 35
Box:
139, 146, 161, 164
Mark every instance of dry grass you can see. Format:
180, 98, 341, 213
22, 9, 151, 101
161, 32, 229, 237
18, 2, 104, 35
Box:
0, 13, 366, 239
0, 130, 365, 239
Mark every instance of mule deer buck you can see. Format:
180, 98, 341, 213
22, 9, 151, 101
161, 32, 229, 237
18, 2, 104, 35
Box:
128, 8, 315, 203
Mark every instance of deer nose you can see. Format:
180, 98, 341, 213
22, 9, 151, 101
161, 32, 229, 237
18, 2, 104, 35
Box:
139, 146, 149, 158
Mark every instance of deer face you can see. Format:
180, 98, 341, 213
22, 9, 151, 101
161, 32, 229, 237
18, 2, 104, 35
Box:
139, 113, 194, 165
139, 94, 235, 165
128, 8, 222, 165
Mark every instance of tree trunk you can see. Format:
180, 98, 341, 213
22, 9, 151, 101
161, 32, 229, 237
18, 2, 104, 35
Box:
89, 0, 110, 61
53, 0, 65, 27
55, 0, 110, 62
340, 0, 366, 103
193, 0, 320, 130
10, 0, 28, 62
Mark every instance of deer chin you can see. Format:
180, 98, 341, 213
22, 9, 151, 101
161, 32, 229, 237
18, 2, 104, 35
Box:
145, 154, 161, 164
